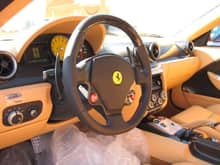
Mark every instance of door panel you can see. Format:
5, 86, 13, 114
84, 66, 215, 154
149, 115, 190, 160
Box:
171, 47, 220, 108
182, 60, 220, 98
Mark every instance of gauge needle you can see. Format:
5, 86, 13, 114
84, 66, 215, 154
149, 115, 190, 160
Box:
56, 48, 64, 59
59, 47, 64, 53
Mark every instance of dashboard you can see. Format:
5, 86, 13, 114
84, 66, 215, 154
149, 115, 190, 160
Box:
0, 16, 201, 148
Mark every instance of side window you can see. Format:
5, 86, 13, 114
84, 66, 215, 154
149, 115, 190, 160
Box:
193, 25, 220, 47
207, 26, 220, 46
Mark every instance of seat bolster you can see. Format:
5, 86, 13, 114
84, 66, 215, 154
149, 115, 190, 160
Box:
171, 105, 220, 139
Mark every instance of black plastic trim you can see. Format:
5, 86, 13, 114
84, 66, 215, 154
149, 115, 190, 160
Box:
189, 137, 220, 164
3, 101, 43, 126
193, 32, 210, 46
183, 59, 220, 98
0, 77, 43, 90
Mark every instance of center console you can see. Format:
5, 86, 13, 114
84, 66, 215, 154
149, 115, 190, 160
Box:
147, 64, 167, 113
149, 117, 184, 136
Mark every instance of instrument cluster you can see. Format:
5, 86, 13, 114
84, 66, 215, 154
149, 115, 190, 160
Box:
21, 33, 94, 65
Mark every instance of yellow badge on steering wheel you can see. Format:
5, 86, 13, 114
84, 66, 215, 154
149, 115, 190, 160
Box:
112, 71, 123, 85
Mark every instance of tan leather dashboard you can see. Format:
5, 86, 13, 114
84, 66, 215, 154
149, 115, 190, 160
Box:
0, 83, 52, 148
161, 56, 200, 90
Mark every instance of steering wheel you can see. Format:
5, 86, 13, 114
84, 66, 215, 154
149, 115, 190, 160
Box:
62, 14, 152, 135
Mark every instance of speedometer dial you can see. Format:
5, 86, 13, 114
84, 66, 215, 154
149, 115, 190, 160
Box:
50, 34, 68, 60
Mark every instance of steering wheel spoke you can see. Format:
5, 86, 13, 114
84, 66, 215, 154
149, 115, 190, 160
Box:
134, 67, 147, 84
76, 58, 92, 83
105, 112, 126, 128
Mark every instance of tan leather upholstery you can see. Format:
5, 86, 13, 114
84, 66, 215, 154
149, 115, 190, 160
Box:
206, 104, 220, 115
144, 163, 196, 165
172, 163, 198, 165
144, 163, 198, 165
143, 131, 210, 165
206, 104, 220, 132
171, 105, 220, 139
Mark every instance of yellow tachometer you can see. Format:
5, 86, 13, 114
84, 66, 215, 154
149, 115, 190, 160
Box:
50, 35, 68, 60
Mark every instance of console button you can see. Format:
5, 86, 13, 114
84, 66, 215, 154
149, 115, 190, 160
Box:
160, 123, 167, 128
158, 98, 163, 105
8, 111, 24, 126
3, 101, 42, 126
156, 80, 161, 86
148, 101, 154, 109
153, 118, 160, 124
151, 94, 157, 102
29, 108, 39, 118
160, 91, 166, 100
171, 122, 175, 126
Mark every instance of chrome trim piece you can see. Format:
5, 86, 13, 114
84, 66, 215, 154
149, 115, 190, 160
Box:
151, 63, 163, 75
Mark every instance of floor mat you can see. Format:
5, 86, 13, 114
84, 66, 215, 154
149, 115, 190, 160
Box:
0, 141, 35, 165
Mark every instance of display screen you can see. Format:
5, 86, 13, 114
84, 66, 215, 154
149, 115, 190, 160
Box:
24, 44, 51, 64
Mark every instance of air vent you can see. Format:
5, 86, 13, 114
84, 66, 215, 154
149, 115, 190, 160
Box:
148, 42, 160, 60
0, 51, 17, 80
176, 41, 194, 54
188, 41, 194, 52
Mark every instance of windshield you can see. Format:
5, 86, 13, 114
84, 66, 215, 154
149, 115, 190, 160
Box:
1, 0, 220, 37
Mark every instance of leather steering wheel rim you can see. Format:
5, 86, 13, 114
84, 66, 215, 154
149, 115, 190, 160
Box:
63, 14, 152, 135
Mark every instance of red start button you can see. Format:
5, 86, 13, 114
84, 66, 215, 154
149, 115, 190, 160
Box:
89, 92, 98, 104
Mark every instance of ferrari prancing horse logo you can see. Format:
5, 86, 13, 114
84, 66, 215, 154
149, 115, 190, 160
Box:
112, 71, 123, 85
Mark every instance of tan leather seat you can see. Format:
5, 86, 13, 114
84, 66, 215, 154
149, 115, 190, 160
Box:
172, 163, 197, 165
171, 105, 220, 139
144, 163, 196, 165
